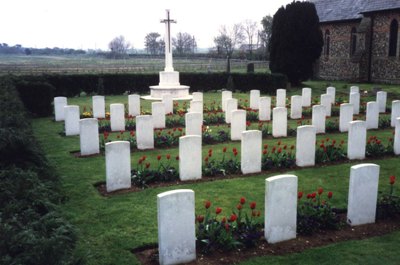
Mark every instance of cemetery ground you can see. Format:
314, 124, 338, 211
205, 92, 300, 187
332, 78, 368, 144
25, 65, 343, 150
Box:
31, 81, 400, 265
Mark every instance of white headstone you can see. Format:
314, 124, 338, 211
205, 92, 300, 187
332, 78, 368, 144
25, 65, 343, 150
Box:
366, 101, 379, 129
296, 125, 316, 167
185, 112, 202, 136
225, 98, 238, 124
152, 102, 166, 129
221, 90, 232, 111
241, 130, 262, 174
162, 94, 174, 114
54, 97, 67, 121
301, 87, 312, 107
320, 94, 332, 117
265, 174, 297, 243
394, 117, 400, 155
105, 141, 131, 192
190, 100, 203, 114
231, 110, 247, 141
347, 163, 380, 226
312, 105, 326, 134
347, 120, 367, 160
290, 95, 303, 119
179, 135, 202, 181
192, 92, 203, 102
128, 94, 141, 116
276, 89, 286, 108
110, 103, 125, 132
250, 90, 260, 110
350, 86, 359, 94
326, 86, 336, 104
157, 189, 196, 265
391, 100, 400, 127
339, 103, 353, 132
92, 95, 105, 118
376, 91, 387, 113
79, 118, 99, 156
349, 92, 360, 115
64, 105, 80, 136
272, 107, 287, 137
259, 97, 271, 121
136, 115, 154, 150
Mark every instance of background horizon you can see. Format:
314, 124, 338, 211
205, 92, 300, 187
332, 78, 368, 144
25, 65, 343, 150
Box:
1, 0, 294, 51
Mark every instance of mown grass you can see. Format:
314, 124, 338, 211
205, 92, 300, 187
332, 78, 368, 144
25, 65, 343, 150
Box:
31, 83, 400, 265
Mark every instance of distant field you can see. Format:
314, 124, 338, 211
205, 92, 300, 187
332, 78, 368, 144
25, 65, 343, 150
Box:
0, 54, 269, 75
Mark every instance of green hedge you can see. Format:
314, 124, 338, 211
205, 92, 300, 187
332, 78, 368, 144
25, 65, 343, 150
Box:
0, 77, 80, 264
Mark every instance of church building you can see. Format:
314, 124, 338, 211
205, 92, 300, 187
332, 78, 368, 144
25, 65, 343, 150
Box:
312, 0, 400, 84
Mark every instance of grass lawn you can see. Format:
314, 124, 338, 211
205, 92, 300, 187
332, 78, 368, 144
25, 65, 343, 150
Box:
31, 82, 400, 264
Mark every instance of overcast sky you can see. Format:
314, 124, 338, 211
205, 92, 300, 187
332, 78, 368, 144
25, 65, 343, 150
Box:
1, 0, 295, 50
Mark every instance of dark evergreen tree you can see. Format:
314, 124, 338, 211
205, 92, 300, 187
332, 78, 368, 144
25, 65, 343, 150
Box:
269, 1, 323, 85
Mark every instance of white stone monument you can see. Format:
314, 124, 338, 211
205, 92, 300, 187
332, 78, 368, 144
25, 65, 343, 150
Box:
349, 92, 360, 115
391, 100, 400, 127
225, 98, 238, 124
312, 105, 326, 134
296, 125, 316, 167
105, 141, 131, 192
366, 101, 379, 130
265, 174, 298, 243
320, 94, 332, 117
272, 107, 287, 137
290, 95, 302, 119
54, 97, 67, 121
250, 90, 260, 110
79, 118, 100, 156
189, 100, 203, 114
339, 103, 353, 132
301, 87, 312, 107
185, 112, 202, 136
92, 95, 105, 118
241, 130, 262, 174
162, 94, 173, 114
259, 97, 271, 121
347, 163, 380, 226
192, 92, 203, 101
64, 105, 80, 136
394, 117, 400, 155
326, 86, 336, 104
136, 115, 154, 150
152, 102, 166, 129
128, 94, 141, 116
110, 103, 125, 132
143, 10, 191, 100
179, 135, 202, 181
350, 86, 359, 94
276, 89, 286, 108
157, 189, 196, 265
347, 121, 366, 160
376, 91, 387, 113
221, 90, 232, 111
231, 110, 246, 141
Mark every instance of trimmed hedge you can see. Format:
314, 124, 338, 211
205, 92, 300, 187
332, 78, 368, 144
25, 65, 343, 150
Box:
0, 77, 80, 264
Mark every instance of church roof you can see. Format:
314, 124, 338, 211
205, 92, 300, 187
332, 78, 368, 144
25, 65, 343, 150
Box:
311, 0, 400, 23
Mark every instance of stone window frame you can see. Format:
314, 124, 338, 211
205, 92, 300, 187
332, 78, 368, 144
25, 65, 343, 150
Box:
388, 19, 398, 57
350, 27, 357, 56
324, 29, 330, 58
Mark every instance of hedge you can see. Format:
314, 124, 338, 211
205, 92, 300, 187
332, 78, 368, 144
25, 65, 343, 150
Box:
0, 77, 80, 264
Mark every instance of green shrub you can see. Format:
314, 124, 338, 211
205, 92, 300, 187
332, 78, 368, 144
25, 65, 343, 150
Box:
15, 81, 55, 117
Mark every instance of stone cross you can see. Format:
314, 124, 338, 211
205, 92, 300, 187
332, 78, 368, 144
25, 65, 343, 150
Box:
161, 9, 176, 72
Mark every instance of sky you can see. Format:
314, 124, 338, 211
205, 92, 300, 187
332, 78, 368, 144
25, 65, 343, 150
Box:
1, 0, 295, 51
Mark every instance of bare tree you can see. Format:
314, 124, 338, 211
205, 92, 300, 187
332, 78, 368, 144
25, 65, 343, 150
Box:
172, 32, 197, 55
213, 24, 245, 72
144, 32, 162, 55
260, 15, 273, 58
243, 20, 258, 57
108, 35, 131, 58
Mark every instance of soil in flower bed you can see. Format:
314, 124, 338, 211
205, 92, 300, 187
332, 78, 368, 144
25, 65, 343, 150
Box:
132, 215, 400, 265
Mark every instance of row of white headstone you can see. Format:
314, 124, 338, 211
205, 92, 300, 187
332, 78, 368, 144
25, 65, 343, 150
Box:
104, 118, 400, 193
156, 162, 382, 265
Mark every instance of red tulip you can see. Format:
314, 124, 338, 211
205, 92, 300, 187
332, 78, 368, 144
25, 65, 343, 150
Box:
222, 147, 227, 153
216, 207, 222, 215
263, 150, 267, 155
236, 204, 242, 210
240, 197, 246, 204
224, 223, 230, 231
232, 147, 237, 153
204, 200, 211, 209
298, 191, 303, 199
221, 217, 227, 223
390, 175, 396, 185
318, 187, 324, 195
328, 191, 333, 199
311, 192, 316, 199
250, 202, 256, 209
204, 157, 209, 162
229, 213, 237, 222
264, 144, 268, 149
166, 154, 171, 160
175, 155, 179, 160
145, 162, 150, 169
197, 215, 204, 223
157, 155, 162, 161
